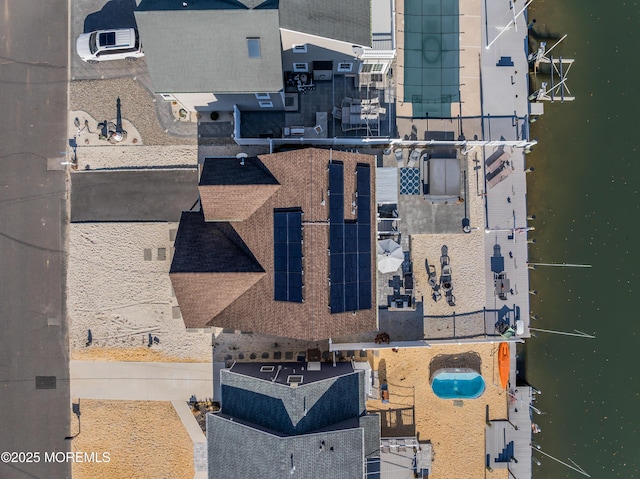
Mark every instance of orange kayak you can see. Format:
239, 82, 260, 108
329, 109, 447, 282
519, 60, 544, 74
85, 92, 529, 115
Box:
498, 342, 510, 389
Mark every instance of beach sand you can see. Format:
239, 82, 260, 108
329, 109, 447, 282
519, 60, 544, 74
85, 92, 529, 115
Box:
366, 344, 509, 479
68, 223, 212, 362
70, 400, 193, 479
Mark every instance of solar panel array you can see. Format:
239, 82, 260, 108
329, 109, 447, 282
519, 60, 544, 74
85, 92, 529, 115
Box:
329, 162, 372, 313
273, 210, 303, 302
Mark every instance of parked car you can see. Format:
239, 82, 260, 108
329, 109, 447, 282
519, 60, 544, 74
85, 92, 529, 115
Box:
76, 28, 143, 64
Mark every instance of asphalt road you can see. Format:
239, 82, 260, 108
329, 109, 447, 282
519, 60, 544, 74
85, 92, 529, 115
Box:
0, 1, 71, 478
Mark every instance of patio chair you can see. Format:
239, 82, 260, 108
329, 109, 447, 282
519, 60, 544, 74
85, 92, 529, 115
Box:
394, 148, 404, 168
440, 245, 450, 267
446, 291, 456, 306
432, 289, 442, 302
425, 260, 438, 289
440, 264, 452, 292
407, 149, 420, 168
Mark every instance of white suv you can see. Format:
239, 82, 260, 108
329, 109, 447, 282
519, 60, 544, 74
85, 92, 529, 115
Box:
76, 28, 144, 64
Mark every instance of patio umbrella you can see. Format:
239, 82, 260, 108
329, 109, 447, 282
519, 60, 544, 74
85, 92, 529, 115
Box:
377, 239, 404, 273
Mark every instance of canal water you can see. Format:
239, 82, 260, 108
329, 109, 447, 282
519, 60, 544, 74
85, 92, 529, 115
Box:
524, 1, 640, 477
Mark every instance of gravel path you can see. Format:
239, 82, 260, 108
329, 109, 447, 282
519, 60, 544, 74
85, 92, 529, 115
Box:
70, 78, 197, 146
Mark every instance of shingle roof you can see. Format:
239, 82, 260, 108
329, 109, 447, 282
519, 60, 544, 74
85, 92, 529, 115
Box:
220, 367, 363, 435
279, 0, 372, 47
359, 414, 381, 459
170, 212, 266, 325
206, 361, 378, 479
170, 148, 377, 340
199, 157, 278, 185
207, 415, 365, 479
199, 157, 280, 222
170, 211, 263, 273
134, 7, 283, 93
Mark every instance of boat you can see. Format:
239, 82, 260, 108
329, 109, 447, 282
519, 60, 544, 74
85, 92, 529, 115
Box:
498, 342, 510, 389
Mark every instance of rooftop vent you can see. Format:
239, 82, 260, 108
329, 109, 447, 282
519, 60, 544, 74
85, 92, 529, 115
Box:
287, 375, 303, 386
307, 362, 321, 371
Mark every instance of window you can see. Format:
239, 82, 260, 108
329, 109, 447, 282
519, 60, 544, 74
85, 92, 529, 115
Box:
360, 63, 385, 73
337, 62, 353, 72
255, 93, 270, 100
99, 32, 116, 46
293, 62, 308, 72
260, 366, 275, 373
292, 44, 307, 53
247, 37, 261, 58
259, 101, 273, 108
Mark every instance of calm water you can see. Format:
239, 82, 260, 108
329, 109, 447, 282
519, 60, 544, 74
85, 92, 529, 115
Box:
525, 1, 640, 477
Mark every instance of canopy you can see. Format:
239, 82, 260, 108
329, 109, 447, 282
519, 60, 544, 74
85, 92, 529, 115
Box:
377, 239, 404, 273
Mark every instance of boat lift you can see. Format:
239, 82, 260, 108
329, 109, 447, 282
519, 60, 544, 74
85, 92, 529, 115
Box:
528, 35, 575, 103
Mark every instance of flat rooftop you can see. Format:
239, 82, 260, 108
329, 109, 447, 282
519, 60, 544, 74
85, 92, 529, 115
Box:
229, 361, 355, 386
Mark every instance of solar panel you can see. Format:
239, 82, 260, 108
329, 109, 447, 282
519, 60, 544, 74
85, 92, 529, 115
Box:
358, 282, 372, 309
328, 161, 372, 314
330, 224, 343, 253
345, 223, 358, 253
330, 283, 344, 312
357, 165, 371, 225
358, 253, 371, 282
345, 285, 358, 311
357, 164, 371, 196
274, 210, 303, 303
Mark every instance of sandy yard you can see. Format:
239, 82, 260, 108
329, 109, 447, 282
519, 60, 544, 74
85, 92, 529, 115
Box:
367, 344, 508, 479
73, 144, 198, 171
68, 223, 212, 362
70, 400, 193, 479
411, 232, 487, 316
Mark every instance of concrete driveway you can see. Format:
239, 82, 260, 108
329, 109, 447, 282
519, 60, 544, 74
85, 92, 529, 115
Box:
70, 361, 214, 400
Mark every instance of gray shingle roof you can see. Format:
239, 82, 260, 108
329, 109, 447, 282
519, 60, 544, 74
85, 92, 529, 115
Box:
359, 414, 381, 459
207, 414, 365, 478
279, 0, 372, 47
220, 367, 364, 435
207, 361, 379, 478
134, 8, 283, 93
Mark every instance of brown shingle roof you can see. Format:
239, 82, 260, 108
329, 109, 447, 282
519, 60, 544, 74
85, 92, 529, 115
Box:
172, 148, 377, 340
171, 272, 265, 328
199, 157, 281, 222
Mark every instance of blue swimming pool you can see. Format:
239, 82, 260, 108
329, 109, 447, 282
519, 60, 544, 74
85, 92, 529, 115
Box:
431, 368, 485, 399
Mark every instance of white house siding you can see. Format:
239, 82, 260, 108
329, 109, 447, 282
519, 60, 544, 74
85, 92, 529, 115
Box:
171, 92, 284, 112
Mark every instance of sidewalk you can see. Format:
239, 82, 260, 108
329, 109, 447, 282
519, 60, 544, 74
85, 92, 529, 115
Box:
70, 361, 213, 401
